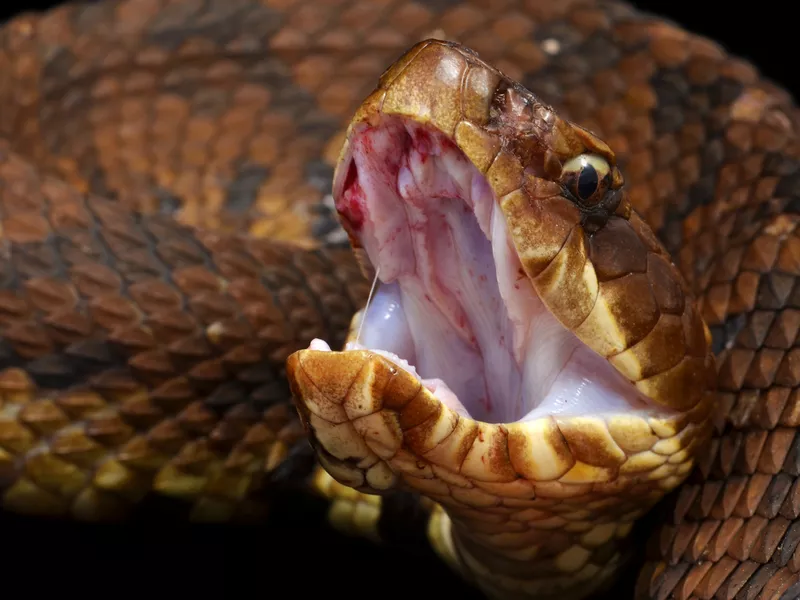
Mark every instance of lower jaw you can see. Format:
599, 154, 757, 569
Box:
289, 311, 709, 600
347, 317, 678, 600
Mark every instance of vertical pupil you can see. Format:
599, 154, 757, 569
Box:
576, 165, 599, 200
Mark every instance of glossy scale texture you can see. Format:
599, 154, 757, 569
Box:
0, 0, 799, 598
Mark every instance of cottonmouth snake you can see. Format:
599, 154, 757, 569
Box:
0, 0, 798, 598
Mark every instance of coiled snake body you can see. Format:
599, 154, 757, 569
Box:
0, 1, 798, 599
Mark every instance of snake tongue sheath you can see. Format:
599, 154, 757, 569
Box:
287, 40, 717, 599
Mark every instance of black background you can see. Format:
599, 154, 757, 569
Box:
0, 2, 794, 599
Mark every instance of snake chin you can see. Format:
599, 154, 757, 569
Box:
327, 116, 671, 425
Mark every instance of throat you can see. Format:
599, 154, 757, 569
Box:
356, 216, 524, 422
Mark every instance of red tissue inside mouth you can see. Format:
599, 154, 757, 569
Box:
338, 161, 365, 231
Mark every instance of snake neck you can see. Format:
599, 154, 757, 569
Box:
427, 485, 650, 600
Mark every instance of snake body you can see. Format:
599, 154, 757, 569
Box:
0, 1, 799, 598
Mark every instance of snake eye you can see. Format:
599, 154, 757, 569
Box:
561, 153, 612, 206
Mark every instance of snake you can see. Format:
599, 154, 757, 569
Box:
0, 0, 798, 598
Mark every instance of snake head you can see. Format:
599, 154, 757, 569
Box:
287, 40, 717, 597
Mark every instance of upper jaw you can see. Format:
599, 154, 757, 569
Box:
327, 38, 714, 420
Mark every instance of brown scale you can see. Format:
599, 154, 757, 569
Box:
0, 143, 369, 519
1, 0, 799, 598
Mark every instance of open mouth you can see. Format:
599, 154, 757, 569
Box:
315, 116, 662, 425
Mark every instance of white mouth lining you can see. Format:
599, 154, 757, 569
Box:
326, 117, 664, 424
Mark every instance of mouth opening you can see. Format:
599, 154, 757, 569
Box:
329, 116, 658, 424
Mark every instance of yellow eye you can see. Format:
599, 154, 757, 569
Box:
561, 153, 612, 204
